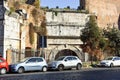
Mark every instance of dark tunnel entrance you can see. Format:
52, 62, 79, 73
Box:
55, 49, 77, 60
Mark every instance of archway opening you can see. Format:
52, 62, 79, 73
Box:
55, 49, 77, 60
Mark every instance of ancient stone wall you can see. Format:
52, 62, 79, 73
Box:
6, 0, 45, 49
46, 11, 88, 45
85, 0, 120, 29
105, 0, 120, 13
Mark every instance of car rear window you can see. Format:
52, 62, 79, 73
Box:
36, 58, 43, 62
72, 57, 77, 60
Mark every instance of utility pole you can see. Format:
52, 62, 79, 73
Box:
80, 0, 86, 10
39, 35, 47, 58
41, 36, 45, 58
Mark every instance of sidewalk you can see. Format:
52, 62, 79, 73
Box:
82, 61, 100, 68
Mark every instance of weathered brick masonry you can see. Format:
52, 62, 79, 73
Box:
81, 0, 120, 29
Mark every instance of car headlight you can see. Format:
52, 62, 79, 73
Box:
11, 64, 18, 67
52, 63, 57, 66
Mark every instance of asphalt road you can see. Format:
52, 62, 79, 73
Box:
1, 68, 120, 80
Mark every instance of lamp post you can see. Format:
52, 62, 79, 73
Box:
41, 35, 45, 58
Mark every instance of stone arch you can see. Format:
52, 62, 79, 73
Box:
48, 44, 84, 61
55, 49, 77, 60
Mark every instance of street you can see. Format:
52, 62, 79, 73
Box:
1, 68, 120, 80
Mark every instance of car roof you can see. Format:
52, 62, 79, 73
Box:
26, 57, 44, 58
65, 56, 77, 57
23, 57, 45, 60
59, 56, 78, 58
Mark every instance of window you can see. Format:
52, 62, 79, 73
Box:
72, 57, 77, 60
27, 58, 37, 63
66, 57, 72, 61
0, 59, 3, 63
36, 58, 43, 62
113, 57, 119, 61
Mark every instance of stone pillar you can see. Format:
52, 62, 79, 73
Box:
6, 49, 12, 65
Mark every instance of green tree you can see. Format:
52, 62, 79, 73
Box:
33, 0, 40, 8
104, 27, 120, 56
80, 16, 107, 63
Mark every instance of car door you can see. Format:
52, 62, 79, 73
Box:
118, 57, 120, 66
35, 58, 44, 70
113, 57, 120, 66
0, 58, 7, 69
0, 59, 3, 68
64, 57, 72, 68
71, 56, 78, 67
24, 58, 38, 71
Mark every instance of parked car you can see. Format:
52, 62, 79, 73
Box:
9, 57, 48, 73
100, 56, 120, 67
0, 57, 9, 74
48, 56, 82, 71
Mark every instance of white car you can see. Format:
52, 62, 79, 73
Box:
48, 56, 82, 71
9, 57, 48, 73
100, 56, 120, 67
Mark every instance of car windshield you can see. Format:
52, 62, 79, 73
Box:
56, 56, 65, 61
19, 58, 29, 63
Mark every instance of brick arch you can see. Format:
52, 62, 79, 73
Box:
48, 44, 83, 61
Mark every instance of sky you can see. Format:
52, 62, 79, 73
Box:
40, 0, 80, 9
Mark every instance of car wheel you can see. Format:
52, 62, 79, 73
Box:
0, 68, 7, 74
18, 67, 24, 73
58, 65, 64, 71
110, 63, 114, 67
42, 66, 47, 72
76, 63, 82, 70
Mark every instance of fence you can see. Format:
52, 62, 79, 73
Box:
6, 48, 90, 64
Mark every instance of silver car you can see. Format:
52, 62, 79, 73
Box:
9, 57, 48, 73
48, 56, 82, 71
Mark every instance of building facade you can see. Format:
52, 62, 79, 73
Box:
80, 0, 120, 29
0, 1, 26, 63
45, 10, 89, 61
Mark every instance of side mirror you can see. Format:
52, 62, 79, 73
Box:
112, 59, 115, 61
65, 59, 68, 62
